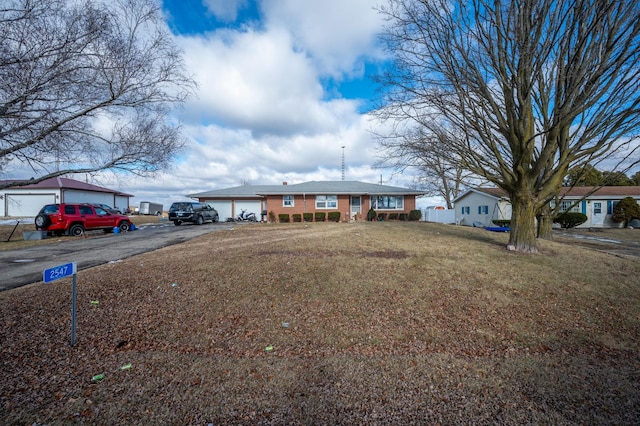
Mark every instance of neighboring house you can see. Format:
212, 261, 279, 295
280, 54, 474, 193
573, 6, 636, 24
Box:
454, 186, 640, 228
1, 177, 133, 217
453, 188, 512, 227
188, 181, 425, 222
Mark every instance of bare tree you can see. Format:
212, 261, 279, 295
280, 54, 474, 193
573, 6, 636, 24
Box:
375, 123, 475, 209
0, 0, 196, 189
376, 0, 640, 253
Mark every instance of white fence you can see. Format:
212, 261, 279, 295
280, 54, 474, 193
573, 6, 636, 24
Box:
422, 208, 456, 224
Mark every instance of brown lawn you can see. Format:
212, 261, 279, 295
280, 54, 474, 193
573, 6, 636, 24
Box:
1, 222, 639, 425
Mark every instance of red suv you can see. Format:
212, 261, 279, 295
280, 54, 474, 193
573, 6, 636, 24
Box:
35, 203, 132, 236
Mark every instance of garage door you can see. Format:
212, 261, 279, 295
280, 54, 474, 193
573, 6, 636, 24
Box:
234, 201, 262, 219
6, 194, 56, 217
63, 190, 112, 205
206, 201, 232, 222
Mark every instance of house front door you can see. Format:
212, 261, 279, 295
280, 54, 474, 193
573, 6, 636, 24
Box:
350, 196, 361, 218
592, 201, 604, 226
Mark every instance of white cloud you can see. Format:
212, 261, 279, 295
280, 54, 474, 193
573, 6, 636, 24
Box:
177, 27, 355, 137
262, 0, 386, 77
201, 0, 248, 22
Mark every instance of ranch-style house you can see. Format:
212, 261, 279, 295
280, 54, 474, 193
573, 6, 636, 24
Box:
188, 181, 425, 222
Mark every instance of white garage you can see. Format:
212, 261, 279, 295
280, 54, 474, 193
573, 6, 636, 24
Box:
189, 185, 272, 222
1, 176, 133, 217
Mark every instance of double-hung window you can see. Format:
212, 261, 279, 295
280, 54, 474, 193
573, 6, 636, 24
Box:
478, 205, 489, 215
316, 195, 337, 209
283, 195, 294, 207
461, 206, 470, 214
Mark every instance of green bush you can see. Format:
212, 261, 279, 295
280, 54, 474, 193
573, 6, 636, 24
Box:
303, 213, 313, 222
327, 211, 341, 222
409, 210, 422, 221
315, 212, 326, 222
553, 212, 587, 229
292, 214, 302, 222
612, 196, 640, 227
376, 213, 387, 221
388, 213, 399, 220
278, 214, 290, 223
367, 207, 376, 221
492, 219, 511, 227
398, 213, 408, 221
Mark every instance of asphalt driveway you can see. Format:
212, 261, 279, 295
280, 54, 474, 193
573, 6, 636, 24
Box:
0, 222, 236, 292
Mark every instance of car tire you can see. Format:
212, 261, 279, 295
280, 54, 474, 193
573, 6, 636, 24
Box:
35, 214, 50, 229
69, 224, 84, 236
196, 215, 204, 225
212, 215, 219, 223
174, 220, 182, 226
119, 221, 131, 232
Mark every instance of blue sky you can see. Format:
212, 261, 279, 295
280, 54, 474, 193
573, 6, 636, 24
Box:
103, 0, 439, 209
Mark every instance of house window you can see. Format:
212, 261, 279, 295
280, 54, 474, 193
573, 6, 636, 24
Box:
316, 195, 337, 209
554, 200, 581, 213
283, 195, 294, 207
478, 205, 489, 215
461, 206, 470, 214
370, 196, 404, 210
608, 201, 618, 215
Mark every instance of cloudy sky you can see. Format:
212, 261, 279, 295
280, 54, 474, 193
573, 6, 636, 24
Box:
98, 0, 435, 208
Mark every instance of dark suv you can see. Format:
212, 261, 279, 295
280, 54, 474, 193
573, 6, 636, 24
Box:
35, 203, 132, 236
168, 202, 219, 226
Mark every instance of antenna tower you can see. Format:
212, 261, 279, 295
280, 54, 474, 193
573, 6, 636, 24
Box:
341, 146, 345, 181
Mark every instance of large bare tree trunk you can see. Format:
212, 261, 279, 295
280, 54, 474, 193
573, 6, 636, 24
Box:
537, 204, 554, 240
508, 192, 538, 254
376, 0, 640, 254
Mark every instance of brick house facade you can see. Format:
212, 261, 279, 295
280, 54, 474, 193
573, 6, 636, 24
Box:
189, 181, 423, 222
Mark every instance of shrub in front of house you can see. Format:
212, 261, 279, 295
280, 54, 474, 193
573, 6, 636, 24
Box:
492, 219, 511, 227
553, 212, 587, 229
303, 213, 313, 222
367, 208, 376, 221
377, 213, 387, 221
388, 213, 399, 220
328, 211, 341, 222
409, 210, 422, 221
278, 214, 290, 223
398, 213, 408, 221
612, 196, 640, 227
268, 211, 276, 223
292, 214, 302, 222
315, 212, 326, 222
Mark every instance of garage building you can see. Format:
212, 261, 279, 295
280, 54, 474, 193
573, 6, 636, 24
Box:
1, 177, 133, 217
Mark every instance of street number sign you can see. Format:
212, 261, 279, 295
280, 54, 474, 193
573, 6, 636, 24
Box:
43, 262, 77, 283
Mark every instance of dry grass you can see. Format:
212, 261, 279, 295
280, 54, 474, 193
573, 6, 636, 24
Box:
1, 222, 639, 425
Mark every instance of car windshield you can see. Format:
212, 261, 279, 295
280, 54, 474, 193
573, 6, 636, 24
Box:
170, 203, 193, 211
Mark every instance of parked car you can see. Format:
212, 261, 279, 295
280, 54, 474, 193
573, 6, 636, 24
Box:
34, 203, 132, 236
91, 203, 122, 214
168, 202, 219, 225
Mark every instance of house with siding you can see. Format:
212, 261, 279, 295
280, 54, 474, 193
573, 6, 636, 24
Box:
454, 186, 640, 228
188, 181, 425, 222
1, 177, 133, 217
